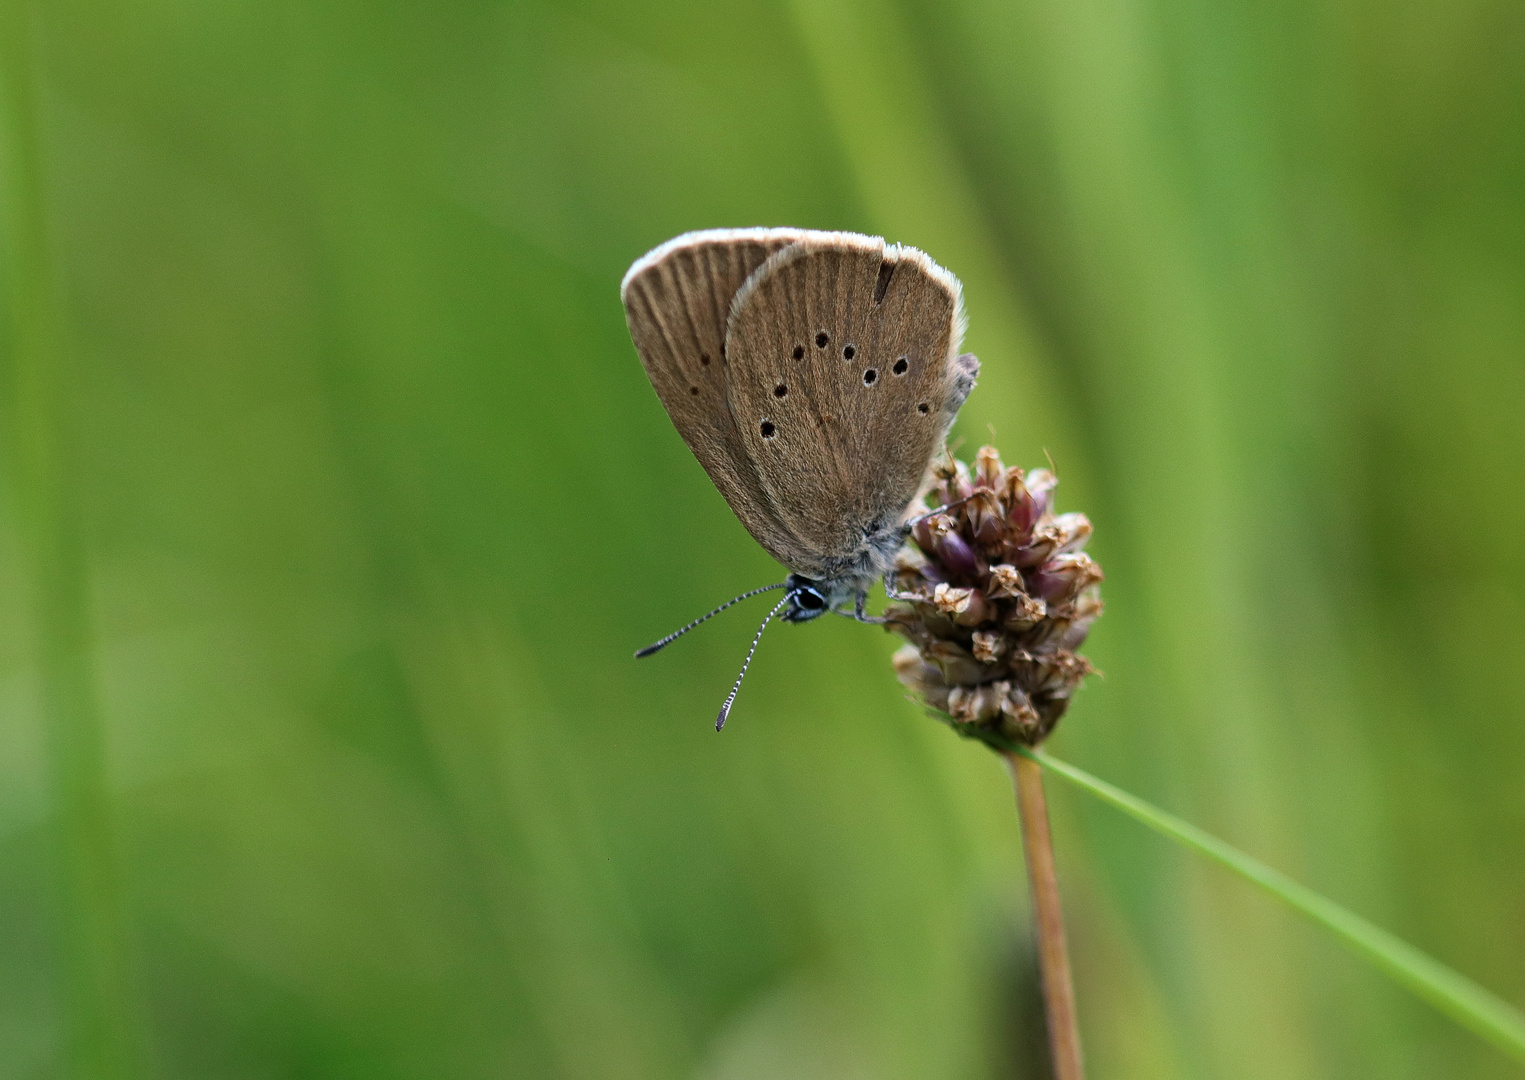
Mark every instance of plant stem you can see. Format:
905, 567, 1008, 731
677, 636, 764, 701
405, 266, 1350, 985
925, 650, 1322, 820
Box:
1017, 746, 1525, 1065
1007, 750, 1086, 1080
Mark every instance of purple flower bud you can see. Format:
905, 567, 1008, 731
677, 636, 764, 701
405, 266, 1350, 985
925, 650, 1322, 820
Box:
1004, 471, 1055, 538
927, 640, 988, 686
964, 490, 1003, 545
1051, 512, 1093, 554
892, 644, 930, 681
1026, 469, 1058, 520
1052, 591, 1103, 650
929, 517, 981, 579
1024, 651, 1093, 694
971, 630, 1005, 664
1003, 474, 1039, 535
985, 563, 1026, 599
1010, 524, 1060, 568
999, 684, 1042, 741
975, 445, 1005, 488
948, 458, 975, 504
1004, 592, 1047, 631
949, 684, 1002, 724
1029, 553, 1104, 604
894, 646, 951, 712
894, 549, 944, 592
932, 582, 990, 626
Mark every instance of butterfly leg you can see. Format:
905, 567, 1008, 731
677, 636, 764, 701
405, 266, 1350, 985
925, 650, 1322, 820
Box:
877, 568, 914, 604
904, 493, 976, 529
852, 591, 886, 625
882, 566, 934, 604
826, 592, 886, 624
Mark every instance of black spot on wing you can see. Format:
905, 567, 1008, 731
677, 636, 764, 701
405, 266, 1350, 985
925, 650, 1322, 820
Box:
873, 258, 896, 305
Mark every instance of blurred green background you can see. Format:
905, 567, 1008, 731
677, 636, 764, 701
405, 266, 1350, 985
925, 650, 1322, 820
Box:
2, 0, 1522, 1077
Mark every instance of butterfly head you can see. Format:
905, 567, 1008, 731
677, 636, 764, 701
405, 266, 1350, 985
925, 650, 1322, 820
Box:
781, 574, 831, 623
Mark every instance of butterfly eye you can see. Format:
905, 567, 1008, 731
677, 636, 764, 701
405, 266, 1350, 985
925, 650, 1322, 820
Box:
795, 589, 826, 611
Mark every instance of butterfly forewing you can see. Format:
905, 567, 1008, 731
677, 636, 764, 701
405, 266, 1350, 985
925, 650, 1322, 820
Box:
621, 229, 806, 566
722, 234, 970, 570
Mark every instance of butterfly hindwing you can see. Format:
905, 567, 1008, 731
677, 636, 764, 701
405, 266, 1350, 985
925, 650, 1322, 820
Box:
621, 229, 806, 567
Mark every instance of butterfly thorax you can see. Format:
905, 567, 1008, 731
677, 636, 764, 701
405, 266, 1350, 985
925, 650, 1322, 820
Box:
780, 518, 904, 622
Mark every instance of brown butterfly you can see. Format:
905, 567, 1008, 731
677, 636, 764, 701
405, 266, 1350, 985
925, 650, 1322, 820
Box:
622, 228, 979, 727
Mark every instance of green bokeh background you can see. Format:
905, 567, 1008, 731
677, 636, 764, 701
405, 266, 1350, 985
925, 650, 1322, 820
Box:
2, 0, 1522, 1077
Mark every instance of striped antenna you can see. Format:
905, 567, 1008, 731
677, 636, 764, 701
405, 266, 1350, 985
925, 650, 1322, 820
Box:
715, 596, 790, 731
634, 582, 787, 658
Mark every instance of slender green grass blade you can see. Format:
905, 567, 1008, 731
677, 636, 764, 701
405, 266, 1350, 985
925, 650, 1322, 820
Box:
1021, 747, 1525, 1065
0, 2, 139, 1075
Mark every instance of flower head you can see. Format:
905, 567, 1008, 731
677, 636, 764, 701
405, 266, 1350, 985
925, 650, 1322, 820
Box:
888, 447, 1102, 747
